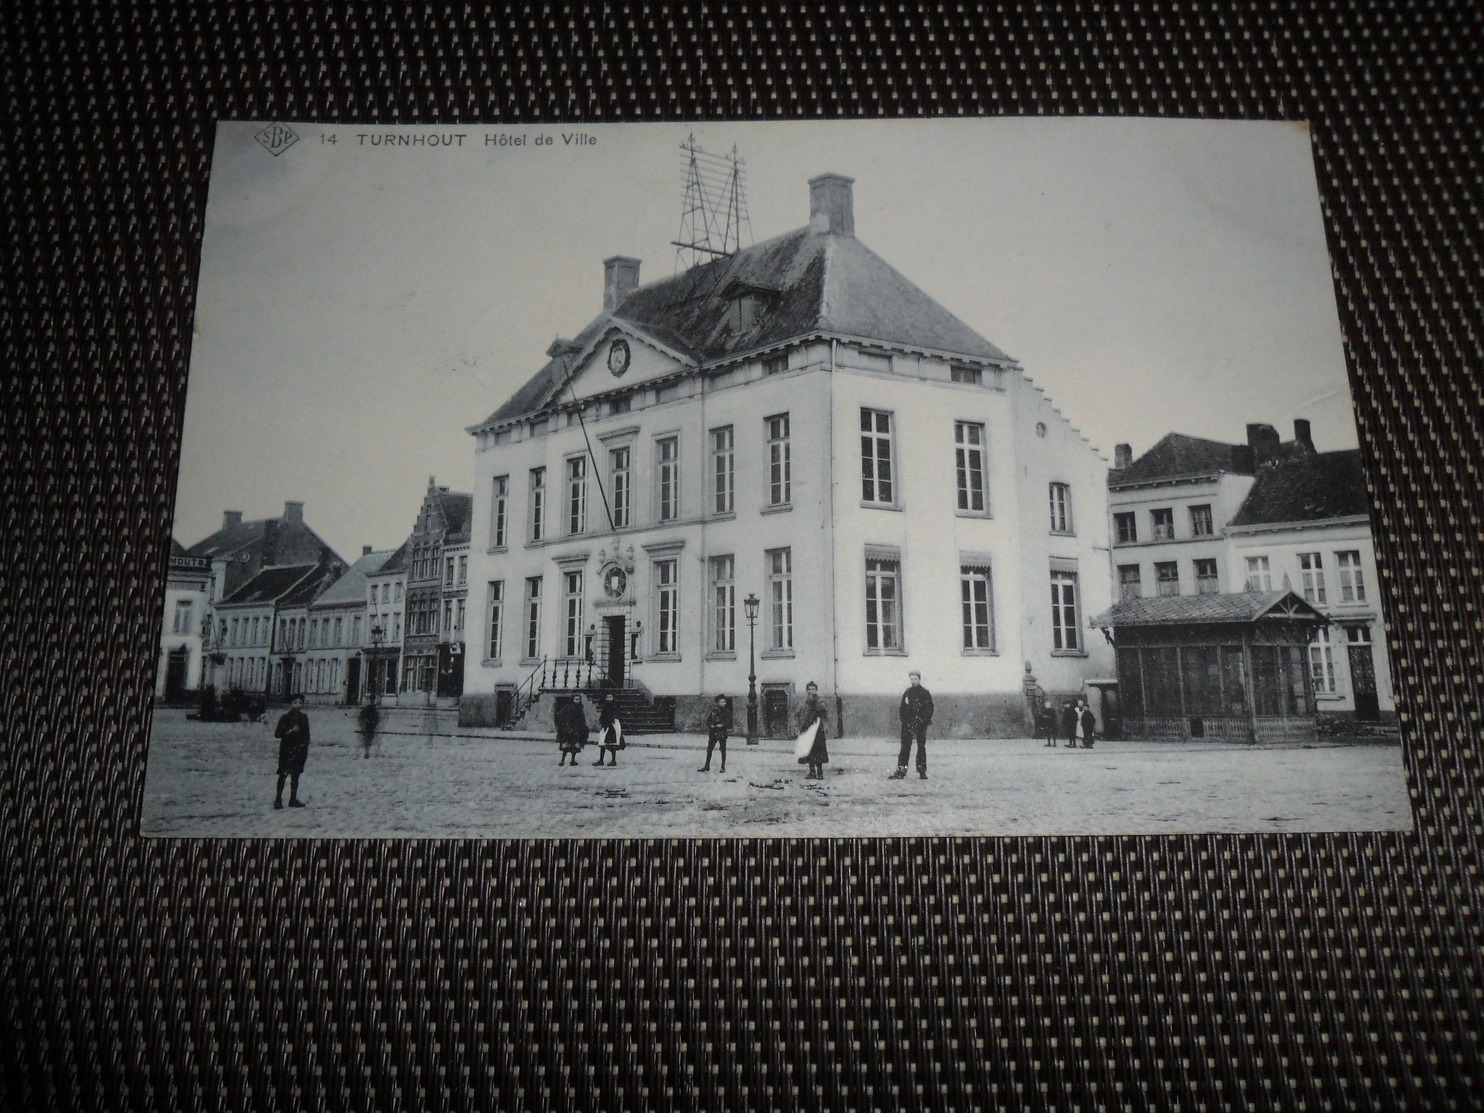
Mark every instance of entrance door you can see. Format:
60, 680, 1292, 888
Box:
1348, 632, 1380, 720
345, 657, 361, 705
165, 647, 189, 701
605, 616, 626, 687
763, 687, 790, 739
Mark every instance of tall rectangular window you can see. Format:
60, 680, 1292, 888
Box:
1337, 551, 1366, 602
529, 468, 546, 542
767, 414, 791, 506
656, 437, 680, 522
1299, 552, 1327, 603
710, 555, 735, 653
609, 446, 632, 528
711, 427, 734, 515
1190, 504, 1214, 536
562, 571, 584, 658
767, 547, 793, 651
860, 409, 895, 505
1245, 555, 1272, 591
960, 565, 995, 651
490, 476, 508, 548
443, 600, 453, 635
1151, 508, 1175, 541
523, 576, 542, 660
1118, 564, 1142, 600
654, 560, 679, 655
864, 556, 902, 652
1050, 569, 1081, 651
1049, 482, 1073, 533
955, 422, 987, 513
566, 456, 587, 535
1114, 511, 1138, 544
172, 599, 193, 634
1155, 560, 1180, 597
486, 581, 504, 660
445, 558, 455, 587
1195, 558, 1220, 595
1309, 629, 1337, 694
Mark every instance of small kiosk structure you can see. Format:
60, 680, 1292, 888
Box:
1091, 590, 1328, 743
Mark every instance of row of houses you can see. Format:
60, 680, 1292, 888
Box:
157, 172, 1394, 741
156, 484, 474, 710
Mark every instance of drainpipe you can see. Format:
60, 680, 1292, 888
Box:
827, 338, 841, 730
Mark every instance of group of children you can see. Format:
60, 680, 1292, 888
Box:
1039, 698, 1098, 749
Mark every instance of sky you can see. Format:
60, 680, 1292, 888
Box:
174, 118, 1357, 561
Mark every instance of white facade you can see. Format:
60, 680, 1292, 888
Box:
463, 175, 1113, 735
1227, 520, 1393, 720
155, 551, 211, 700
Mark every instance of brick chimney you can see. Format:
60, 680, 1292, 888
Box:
603, 257, 641, 311
809, 173, 855, 236
222, 510, 242, 530
1113, 443, 1133, 470
283, 500, 305, 523
1246, 422, 1281, 465
1293, 418, 1315, 452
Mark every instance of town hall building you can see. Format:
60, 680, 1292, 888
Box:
462, 174, 1114, 736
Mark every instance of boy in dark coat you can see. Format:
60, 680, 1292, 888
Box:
1061, 701, 1079, 748
891, 671, 934, 780
1037, 700, 1057, 747
700, 694, 731, 773
273, 694, 310, 809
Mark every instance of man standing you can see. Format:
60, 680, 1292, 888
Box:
1079, 702, 1097, 749
273, 694, 310, 809
1037, 700, 1057, 747
700, 694, 731, 773
891, 671, 934, 780
1061, 700, 1080, 749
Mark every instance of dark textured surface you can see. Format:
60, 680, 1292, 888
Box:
3, 1, 1481, 1108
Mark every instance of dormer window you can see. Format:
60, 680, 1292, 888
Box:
726, 293, 763, 332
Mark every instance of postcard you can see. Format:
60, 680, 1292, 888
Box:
143, 119, 1410, 837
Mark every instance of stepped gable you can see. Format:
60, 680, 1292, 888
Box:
1229, 448, 1368, 526
474, 183, 1012, 432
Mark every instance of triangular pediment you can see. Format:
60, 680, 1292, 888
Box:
557, 323, 697, 404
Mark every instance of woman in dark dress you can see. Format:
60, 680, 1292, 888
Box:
555, 696, 588, 766
797, 681, 829, 780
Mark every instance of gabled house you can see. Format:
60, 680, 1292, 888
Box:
464, 173, 1114, 736
210, 561, 338, 699
1227, 448, 1393, 722
307, 545, 399, 705
401, 478, 473, 702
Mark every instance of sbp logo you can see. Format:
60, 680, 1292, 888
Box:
254, 124, 300, 157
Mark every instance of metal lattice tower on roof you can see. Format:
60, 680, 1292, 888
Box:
672, 136, 752, 273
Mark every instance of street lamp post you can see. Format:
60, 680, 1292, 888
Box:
369, 625, 384, 704
743, 593, 760, 746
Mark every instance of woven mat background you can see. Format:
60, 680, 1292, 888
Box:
3, 2, 1481, 1108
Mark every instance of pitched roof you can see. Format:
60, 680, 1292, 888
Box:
312, 549, 397, 608
475, 222, 1012, 430
277, 562, 346, 609
217, 564, 320, 607
1108, 433, 1255, 487
376, 537, 412, 576
185, 513, 341, 567
1229, 449, 1369, 526
437, 491, 473, 540
1090, 590, 1328, 628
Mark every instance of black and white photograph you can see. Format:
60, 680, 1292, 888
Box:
143, 118, 1411, 838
